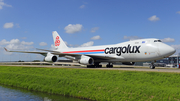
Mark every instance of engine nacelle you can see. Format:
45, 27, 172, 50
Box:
44, 52, 57, 62
122, 62, 135, 65
79, 55, 94, 65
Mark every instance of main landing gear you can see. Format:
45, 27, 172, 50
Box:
87, 62, 114, 68
150, 62, 155, 69
106, 63, 113, 68
87, 62, 102, 68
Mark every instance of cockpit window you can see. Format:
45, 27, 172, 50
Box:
154, 40, 162, 42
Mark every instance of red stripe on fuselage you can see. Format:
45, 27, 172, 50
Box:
62, 49, 105, 53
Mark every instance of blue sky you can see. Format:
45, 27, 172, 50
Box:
0, 0, 180, 61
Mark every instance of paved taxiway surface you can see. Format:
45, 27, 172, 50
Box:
2, 65, 180, 73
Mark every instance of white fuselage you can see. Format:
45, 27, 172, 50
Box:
57, 38, 175, 63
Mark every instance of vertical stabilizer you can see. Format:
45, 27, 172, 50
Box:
52, 31, 68, 50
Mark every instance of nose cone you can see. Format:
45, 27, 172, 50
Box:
158, 44, 176, 57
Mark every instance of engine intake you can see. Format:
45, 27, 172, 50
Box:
44, 52, 57, 62
79, 55, 94, 65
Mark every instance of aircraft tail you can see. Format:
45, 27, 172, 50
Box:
52, 31, 68, 50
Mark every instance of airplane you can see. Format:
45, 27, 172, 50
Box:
4, 31, 176, 69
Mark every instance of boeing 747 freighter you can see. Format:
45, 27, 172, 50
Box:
4, 31, 176, 69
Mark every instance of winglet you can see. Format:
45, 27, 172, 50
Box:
4, 48, 9, 52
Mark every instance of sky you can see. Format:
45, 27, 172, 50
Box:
0, 0, 180, 61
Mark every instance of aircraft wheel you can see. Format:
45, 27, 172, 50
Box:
150, 64, 155, 69
106, 64, 113, 68
106, 63, 113, 68
93, 63, 102, 68
106, 65, 109, 68
87, 65, 91, 68
87, 65, 95, 68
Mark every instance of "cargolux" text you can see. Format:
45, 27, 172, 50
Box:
104, 44, 141, 56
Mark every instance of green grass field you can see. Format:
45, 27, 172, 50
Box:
0, 66, 180, 101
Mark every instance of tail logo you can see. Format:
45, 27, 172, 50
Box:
55, 36, 60, 46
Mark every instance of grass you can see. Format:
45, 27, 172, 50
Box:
0, 66, 180, 100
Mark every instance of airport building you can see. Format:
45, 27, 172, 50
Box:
136, 55, 180, 68
157, 55, 180, 67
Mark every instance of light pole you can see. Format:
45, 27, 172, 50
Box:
178, 53, 180, 68
177, 54, 178, 68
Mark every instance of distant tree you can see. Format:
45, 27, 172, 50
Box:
32, 60, 40, 62
18, 60, 24, 62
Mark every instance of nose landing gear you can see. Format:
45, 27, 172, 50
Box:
150, 61, 156, 69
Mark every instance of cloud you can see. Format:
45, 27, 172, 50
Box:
161, 38, 175, 43
91, 35, 101, 40
21, 41, 33, 45
0, 0, 12, 10
81, 41, 94, 47
0, 39, 9, 45
0, 39, 20, 45
171, 45, 180, 49
91, 27, 99, 33
21, 37, 27, 39
80, 5, 85, 9
16, 24, 20, 28
0, 39, 34, 50
171, 44, 180, 55
148, 15, 160, 22
39, 42, 47, 46
3, 22, 14, 29
50, 44, 55, 50
123, 36, 141, 40
64, 24, 83, 34
176, 11, 180, 14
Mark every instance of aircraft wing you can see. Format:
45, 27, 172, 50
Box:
4, 48, 48, 56
4, 48, 122, 60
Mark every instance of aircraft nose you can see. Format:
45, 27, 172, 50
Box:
158, 44, 176, 56
166, 46, 176, 55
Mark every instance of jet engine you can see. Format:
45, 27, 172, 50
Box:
79, 55, 94, 65
122, 62, 135, 65
44, 52, 57, 62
